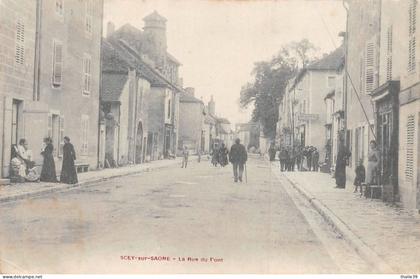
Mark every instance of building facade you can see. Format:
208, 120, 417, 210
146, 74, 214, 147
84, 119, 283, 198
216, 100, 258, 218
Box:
0, 0, 103, 178
178, 87, 205, 154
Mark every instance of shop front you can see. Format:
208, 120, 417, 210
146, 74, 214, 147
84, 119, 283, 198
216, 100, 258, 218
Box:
370, 81, 400, 202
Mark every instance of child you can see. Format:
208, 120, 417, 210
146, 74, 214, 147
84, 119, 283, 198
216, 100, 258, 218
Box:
354, 159, 366, 193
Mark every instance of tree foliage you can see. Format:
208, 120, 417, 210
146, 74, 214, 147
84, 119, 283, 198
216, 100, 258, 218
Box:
239, 39, 318, 139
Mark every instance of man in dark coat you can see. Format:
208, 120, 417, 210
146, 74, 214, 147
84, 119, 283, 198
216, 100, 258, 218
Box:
229, 138, 248, 182
60, 136, 78, 184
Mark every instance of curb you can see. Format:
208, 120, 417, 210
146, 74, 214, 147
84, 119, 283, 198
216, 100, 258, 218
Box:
272, 164, 394, 273
0, 160, 180, 204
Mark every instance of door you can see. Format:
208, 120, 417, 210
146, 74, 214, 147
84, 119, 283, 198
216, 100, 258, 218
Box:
135, 122, 143, 164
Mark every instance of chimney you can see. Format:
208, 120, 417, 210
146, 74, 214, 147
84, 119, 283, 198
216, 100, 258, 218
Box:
185, 87, 195, 97
107, 22, 115, 37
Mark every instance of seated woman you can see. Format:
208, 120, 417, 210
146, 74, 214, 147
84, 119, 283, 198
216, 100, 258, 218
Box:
16, 139, 40, 182
10, 144, 26, 183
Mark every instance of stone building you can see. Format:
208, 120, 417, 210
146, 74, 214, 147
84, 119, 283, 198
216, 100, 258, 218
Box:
287, 46, 344, 166
106, 12, 182, 160
178, 87, 205, 154
0, 0, 37, 178
344, 0, 381, 184
0, 0, 103, 178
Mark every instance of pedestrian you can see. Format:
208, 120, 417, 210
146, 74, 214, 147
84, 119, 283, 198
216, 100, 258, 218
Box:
306, 146, 313, 171
288, 148, 295, 171
40, 137, 58, 182
279, 148, 288, 171
366, 140, 380, 185
181, 146, 189, 168
312, 148, 319, 171
295, 146, 302, 171
229, 138, 248, 183
218, 143, 229, 167
60, 136, 78, 184
268, 144, 276, 161
211, 144, 219, 167
197, 149, 201, 163
335, 140, 351, 188
354, 159, 366, 193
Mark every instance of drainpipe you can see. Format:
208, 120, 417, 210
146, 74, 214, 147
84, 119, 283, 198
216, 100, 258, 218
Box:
33, 0, 42, 101
96, 0, 105, 168
342, 0, 349, 145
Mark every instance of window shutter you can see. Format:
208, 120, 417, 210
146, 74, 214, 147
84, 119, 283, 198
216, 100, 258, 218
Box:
386, 25, 393, 81
408, 0, 417, 72
47, 113, 53, 138
405, 115, 415, 181
15, 20, 25, 65
365, 40, 375, 93
59, 115, 64, 157
53, 41, 63, 86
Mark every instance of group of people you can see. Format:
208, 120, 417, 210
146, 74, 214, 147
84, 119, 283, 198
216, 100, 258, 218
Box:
10, 136, 79, 185
334, 140, 381, 193
274, 145, 320, 172
210, 143, 229, 167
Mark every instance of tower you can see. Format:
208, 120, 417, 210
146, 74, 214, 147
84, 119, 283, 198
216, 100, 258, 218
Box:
143, 11, 167, 69
208, 95, 215, 116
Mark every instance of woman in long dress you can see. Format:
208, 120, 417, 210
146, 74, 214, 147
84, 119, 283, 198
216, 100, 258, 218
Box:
60, 136, 78, 184
335, 141, 351, 188
40, 137, 58, 182
366, 140, 380, 185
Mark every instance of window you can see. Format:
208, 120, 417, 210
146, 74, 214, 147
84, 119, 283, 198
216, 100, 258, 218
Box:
408, 0, 417, 72
386, 25, 393, 80
327, 76, 336, 88
15, 20, 25, 65
85, 0, 94, 35
55, 0, 64, 17
52, 40, 63, 87
365, 40, 375, 93
81, 115, 89, 156
405, 115, 415, 181
82, 54, 91, 95
11, 100, 22, 145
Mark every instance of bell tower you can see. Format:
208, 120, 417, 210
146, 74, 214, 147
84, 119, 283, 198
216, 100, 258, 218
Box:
143, 11, 167, 69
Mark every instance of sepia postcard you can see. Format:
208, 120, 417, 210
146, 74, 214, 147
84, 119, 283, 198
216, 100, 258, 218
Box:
0, 0, 419, 277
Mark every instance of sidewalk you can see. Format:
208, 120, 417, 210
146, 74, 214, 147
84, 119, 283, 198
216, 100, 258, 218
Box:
0, 158, 182, 203
272, 163, 420, 273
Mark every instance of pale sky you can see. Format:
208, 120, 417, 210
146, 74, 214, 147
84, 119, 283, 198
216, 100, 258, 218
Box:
104, 0, 346, 125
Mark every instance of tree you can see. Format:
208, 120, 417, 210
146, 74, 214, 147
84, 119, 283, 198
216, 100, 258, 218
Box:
239, 39, 318, 140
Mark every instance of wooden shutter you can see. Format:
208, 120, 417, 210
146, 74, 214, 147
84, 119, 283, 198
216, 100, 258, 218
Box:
408, 0, 417, 72
59, 115, 64, 157
405, 115, 415, 181
386, 25, 393, 81
15, 20, 25, 65
365, 40, 375, 93
47, 113, 53, 138
53, 41, 63, 86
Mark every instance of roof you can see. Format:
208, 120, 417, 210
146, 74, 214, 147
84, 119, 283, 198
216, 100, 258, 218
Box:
290, 45, 344, 91
180, 92, 203, 104
143, 11, 167, 22
204, 114, 216, 125
101, 73, 128, 102
102, 40, 133, 73
307, 45, 345, 71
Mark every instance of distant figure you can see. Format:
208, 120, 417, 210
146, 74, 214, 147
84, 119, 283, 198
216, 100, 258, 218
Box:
218, 143, 229, 167
60, 136, 78, 184
181, 146, 189, 168
335, 141, 351, 188
279, 148, 288, 171
40, 137, 58, 182
354, 159, 366, 193
312, 148, 319, 172
268, 144, 276, 161
211, 145, 219, 167
197, 149, 201, 163
229, 138, 248, 183
287, 148, 295, 171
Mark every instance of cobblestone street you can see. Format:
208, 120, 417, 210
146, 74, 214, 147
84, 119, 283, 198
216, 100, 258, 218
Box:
0, 157, 370, 274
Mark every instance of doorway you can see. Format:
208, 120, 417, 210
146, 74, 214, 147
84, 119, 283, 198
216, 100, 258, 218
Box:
135, 122, 143, 164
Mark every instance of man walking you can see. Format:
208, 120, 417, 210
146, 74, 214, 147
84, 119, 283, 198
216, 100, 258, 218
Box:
229, 138, 248, 183
181, 146, 189, 168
